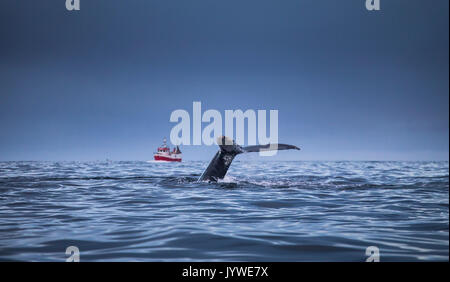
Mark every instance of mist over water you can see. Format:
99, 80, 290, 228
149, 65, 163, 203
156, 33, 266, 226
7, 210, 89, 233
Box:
0, 161, 448, 261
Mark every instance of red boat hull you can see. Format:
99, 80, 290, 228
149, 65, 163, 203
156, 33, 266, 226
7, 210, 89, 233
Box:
154, 155, 182, 162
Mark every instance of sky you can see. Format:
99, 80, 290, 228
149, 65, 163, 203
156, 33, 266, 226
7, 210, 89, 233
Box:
0, 0, 448, 161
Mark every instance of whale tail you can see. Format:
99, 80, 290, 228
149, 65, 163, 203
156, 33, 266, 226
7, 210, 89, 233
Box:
198, 136, 300, 182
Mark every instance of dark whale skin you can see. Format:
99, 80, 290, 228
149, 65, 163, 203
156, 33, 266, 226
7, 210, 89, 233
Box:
198, 136, 300, 182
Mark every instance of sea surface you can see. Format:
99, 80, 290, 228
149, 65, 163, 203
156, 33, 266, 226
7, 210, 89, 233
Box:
0, 160, 448, 261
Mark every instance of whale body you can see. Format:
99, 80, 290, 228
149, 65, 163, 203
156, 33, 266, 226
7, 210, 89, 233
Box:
198, 136, 300, 182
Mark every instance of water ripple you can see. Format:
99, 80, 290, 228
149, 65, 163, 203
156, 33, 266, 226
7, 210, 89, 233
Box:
0, 161, 448, 261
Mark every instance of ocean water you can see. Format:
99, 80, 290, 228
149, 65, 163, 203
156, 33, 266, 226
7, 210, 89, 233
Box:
0, 160, 448, 262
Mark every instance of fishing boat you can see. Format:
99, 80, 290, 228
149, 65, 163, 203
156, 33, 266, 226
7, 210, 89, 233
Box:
153, 138, 182, 162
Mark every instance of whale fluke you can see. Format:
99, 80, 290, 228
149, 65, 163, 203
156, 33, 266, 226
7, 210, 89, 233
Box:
242, 143, 300, 153
198, 136, 300, 182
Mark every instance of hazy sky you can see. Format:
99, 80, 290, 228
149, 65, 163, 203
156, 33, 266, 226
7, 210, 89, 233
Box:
0, 0, 448, 161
